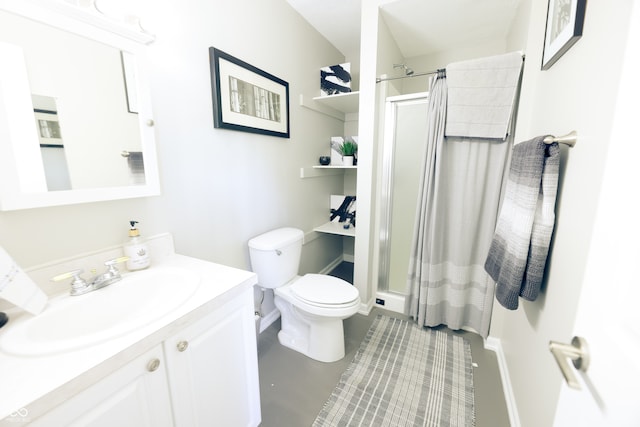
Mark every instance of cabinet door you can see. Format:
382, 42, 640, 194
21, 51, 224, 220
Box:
31, 345, 174, 427
164, 289, 261, 427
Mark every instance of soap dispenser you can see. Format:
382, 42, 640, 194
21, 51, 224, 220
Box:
124, 220, 150, 271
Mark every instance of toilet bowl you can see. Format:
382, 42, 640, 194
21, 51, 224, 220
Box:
248, 228, 360, 363
275, 274, 359, 362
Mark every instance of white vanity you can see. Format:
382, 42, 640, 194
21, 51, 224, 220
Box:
0, 233, 261, 426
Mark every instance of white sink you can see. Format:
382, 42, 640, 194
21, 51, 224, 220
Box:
0, 266, 200, 356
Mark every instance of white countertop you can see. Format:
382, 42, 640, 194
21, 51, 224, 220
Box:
0, 253, 257, 423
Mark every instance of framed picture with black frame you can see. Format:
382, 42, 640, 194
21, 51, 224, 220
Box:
542, 0, 587, 70
209, 48, 290, 138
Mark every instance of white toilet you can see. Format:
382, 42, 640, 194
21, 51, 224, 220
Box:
248, 227, 360, 363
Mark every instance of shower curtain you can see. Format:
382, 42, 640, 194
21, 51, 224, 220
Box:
406, 72, 511, 338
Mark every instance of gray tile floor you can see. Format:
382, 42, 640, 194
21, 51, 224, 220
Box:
257, 263, 510, 427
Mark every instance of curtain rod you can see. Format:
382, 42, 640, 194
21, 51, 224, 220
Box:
376, 54, 525, 84
375, 69, 443, 83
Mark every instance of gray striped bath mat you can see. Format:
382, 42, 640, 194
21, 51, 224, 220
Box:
313, 315, 475, 426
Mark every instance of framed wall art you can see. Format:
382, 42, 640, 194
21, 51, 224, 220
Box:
209, 47, 290, 138
320, 62, 352, 96
542, 0, 587, 70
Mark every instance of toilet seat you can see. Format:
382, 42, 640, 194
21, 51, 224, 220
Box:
291, 274, 359, 307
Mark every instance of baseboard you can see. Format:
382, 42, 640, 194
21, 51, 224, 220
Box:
318, 255, 344, 275
359, 299, 374, 315
374, 291, 405, 314
485, 337, 521, 427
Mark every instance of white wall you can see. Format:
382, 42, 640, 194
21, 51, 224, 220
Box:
401, 39, 508, 95
490, 1, 635, 425
144, 0, 346, 271
0, 0, 347, 318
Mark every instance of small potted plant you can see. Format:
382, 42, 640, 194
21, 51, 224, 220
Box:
340, 139, 358, 166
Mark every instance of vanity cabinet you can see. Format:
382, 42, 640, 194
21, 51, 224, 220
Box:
31, 345, 174, 427
29, 288, 260, 427
163, 290, 261, 427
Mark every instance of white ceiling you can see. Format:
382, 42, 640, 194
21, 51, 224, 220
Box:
287, 0, 522, 60
286, 0, 363, 59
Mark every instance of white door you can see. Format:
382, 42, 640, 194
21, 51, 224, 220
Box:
552, 4, 640, 425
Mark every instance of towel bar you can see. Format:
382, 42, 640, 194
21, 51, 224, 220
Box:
544, 131, 577, 147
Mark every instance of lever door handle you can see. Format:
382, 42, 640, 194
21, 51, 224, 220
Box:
549, 336, 590, 390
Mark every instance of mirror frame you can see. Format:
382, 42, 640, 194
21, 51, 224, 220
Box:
0, 0, 160, 211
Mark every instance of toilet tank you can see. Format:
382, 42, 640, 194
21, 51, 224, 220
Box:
248, 228, 304, 289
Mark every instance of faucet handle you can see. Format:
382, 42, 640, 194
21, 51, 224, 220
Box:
51, 269, 91, 296
102, 257, 129, 280
104, 256, 129, 268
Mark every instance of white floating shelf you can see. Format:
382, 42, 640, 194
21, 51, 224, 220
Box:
300, 166, 355, 178
299, 91, 359, 120
314, 221, 356, 237
312, 92, 359, 113
312, 165, 357, 169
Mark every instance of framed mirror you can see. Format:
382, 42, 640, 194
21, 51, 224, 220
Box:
0, 0, 159, 210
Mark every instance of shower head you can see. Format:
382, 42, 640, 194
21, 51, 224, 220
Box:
393, 63, 414, 76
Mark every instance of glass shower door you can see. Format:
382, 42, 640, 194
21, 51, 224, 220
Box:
378, 93, 429, 294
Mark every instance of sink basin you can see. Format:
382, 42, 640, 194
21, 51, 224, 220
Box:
0, 266, 200, 356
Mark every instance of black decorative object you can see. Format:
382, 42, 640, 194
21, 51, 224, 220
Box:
209, 48, 290, 138
319, 156, 331, 165
542, 0, 587, 70
330, 196, 356, 223
320, 63, 352, 96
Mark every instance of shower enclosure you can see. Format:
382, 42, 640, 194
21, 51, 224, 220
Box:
378, 92, 429, 295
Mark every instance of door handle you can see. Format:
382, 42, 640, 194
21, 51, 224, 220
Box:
549, 336, 590, 390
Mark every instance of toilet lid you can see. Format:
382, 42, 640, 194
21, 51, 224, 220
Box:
291, 274, 359, 306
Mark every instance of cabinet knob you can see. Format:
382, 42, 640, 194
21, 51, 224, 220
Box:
147, 358, 161, 372
177, 340, 189, 352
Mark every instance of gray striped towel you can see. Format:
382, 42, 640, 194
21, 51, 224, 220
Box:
484, 136, 560, 310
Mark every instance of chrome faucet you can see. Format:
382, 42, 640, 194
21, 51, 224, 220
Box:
52, 257, 129, 296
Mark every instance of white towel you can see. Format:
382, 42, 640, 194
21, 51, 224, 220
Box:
0, 246, 47, 315
445, 51, 523, 140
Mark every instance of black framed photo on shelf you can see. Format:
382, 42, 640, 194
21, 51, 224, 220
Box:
209, 47, 290, 138
541, 0, 587, 70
